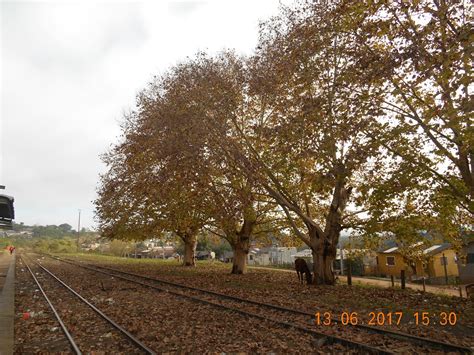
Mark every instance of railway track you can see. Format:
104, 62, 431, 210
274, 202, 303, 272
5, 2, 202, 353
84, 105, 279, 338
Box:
20, 256, 81, 354
20, 255, 155, 354
46, 254, 474, 354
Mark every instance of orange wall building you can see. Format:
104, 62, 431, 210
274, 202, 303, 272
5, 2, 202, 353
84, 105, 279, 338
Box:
376, 243, 459, 283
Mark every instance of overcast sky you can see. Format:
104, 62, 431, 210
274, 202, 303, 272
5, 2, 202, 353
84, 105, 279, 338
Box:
1, 0, 286, 229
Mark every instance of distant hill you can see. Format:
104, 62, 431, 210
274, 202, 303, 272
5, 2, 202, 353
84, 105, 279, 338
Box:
10, 222, 77, 238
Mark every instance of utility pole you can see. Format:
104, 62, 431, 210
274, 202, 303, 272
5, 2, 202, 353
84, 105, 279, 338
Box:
340, 244, 344, 276
443, 253, 449, 285
77, 209, 81, 251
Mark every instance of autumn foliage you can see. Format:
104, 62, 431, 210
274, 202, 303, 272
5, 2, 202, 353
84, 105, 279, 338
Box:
95, 0, 472, 284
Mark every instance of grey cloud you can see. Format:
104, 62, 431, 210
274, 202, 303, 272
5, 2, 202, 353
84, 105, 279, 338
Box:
2, 2, 148, 76
1, 0, 281, 228
168, 1, 205, 16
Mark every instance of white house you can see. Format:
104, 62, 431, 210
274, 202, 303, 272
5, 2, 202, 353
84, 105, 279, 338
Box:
248, 248, 270, 265
248, 246, 297, 266
269, 247, 297, 264
291, 248, 312, 262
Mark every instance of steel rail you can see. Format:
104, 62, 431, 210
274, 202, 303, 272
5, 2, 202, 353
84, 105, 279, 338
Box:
54, 255, 473, 354
58, 256, 473, 353
28, 256, 156, 355
20, 256, 82, 355
47, 255, 396, 354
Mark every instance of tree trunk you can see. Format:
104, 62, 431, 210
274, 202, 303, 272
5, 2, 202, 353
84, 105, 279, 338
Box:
311, 247, 336, 285
183, 233, 197, 267
312, 249, 324, 284
229, 216, 254, 274
232, 242, 248, 274
308, 180, 349, 285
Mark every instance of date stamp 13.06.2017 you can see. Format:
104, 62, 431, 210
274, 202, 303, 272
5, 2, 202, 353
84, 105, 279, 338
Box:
314, 311, 458, 327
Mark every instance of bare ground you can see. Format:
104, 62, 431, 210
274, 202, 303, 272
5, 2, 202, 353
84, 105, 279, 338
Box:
62, 254, 474, 347
14, 253, 474, 353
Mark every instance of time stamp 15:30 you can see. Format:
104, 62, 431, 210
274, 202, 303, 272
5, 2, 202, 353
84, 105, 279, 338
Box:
314, 311, 458, 326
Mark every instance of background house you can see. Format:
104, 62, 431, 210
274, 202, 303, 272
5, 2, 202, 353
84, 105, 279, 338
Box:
291, 248, 312, 260
334, 249, 378, 276
247, 248, 270, 266
267, 246, 297, 265
222, 251, 234, 263
247, 246, 297, 266
376, 243, 459, 284
223, 246, 297, 266
420, 244, 458, 283
196, 250, 215, 260
81, 242, 100, 251
130, 245, 176, 259
458, 240, 474, 284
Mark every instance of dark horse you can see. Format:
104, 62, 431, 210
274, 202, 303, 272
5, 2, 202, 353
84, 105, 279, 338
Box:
295, 258, 312, 284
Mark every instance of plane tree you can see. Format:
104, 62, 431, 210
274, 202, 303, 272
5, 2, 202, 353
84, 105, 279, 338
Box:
334, 0, 473, 255
214, 1, 389, 285
144, 53, 279, 274
95, 114, 159, 242
95, 88, 209, 266
155, 2, 391, 284
344, 0, 473, 216
204, 169, 278, 274
235, 0, 472, 284
95, 0, 473, 281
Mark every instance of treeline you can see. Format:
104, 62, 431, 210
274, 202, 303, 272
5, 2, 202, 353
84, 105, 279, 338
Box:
13, 222, 82, 238
4, 223, 85, 253
95, 0, 472, 285
31, 224, 75, 238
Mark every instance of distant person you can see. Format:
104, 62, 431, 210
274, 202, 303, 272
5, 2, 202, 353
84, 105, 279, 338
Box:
9, 246, 15, 255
